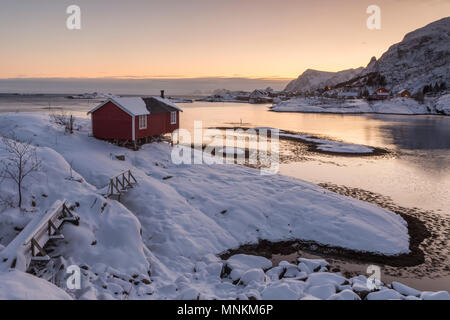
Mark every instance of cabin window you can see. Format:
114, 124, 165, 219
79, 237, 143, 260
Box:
139, 115, 147, 130
170, 111, 177, 124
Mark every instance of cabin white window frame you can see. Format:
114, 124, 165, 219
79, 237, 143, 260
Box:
170, 111, 177, 124
139, 115, 147, 130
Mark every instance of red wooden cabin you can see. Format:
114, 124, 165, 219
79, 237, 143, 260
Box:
87, 95, 182, 144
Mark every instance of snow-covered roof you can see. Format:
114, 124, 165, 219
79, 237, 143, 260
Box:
151, 96, 183, 112
87, 97, 150, 116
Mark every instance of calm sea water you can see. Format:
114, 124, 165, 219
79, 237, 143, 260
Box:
1, 95, 449, 214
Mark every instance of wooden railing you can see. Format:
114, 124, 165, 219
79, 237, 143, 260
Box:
0, 200, 79, 271
106, 169, 138, 202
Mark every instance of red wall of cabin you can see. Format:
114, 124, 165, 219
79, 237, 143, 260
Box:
135, 111, 180, 139
91, 102, 133, 140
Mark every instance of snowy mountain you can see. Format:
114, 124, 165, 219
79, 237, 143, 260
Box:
285, 68, 363, 93
363, 17, 450, 93
286, 17, 450, 95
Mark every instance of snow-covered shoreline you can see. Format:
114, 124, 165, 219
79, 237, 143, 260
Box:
271, 95, 450, 116
0, 113, 447, 300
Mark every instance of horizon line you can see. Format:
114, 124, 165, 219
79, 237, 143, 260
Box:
0, 76, 295, 81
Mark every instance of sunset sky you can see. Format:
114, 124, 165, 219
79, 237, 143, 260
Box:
0, 0, 449, 80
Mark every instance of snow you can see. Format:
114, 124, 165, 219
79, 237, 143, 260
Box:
366, 289, 404, 300
272, 97, 434, 115
151, 96, 184, 112
297, 262, 312, 274
0, 199, 68, 272
111, 97, 150, 116
261, 282, 302, 300
306, 273, 347, 287
227, 254, 272, 272
1, 112, 446, 300
266, 266, 284, 281
306, 284, 336, 300
88, 97, 149, 116
0, 270, 72, 300
328, 289, 361, 300
420, 291, 450, 300
239, 269, 266, 285
436, 94, 450, 115
391, 281, 421, 297
298, 258, 328, 272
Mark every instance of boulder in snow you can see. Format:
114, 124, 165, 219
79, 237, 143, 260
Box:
328, 289, 361, 300
366, 289, 404, 300
306, 283, 336, 300
391, 281, 421, 297
420, 291, 450, 300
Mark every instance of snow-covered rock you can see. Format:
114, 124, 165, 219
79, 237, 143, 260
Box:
306, 283, 336, 300
420, 291, 450, 300
392, 281, 421, 297
366, 289, 404, 300
239, 269, 266, 285
261, 282, 301, 300
266, 266, 285, 281
176, 287, 200, 300
306, 273, 347, 287
297, 262, 313, 274
226, 254, 272, 281
352, 281, 371, 293
328, 289, 361, 300
297, 258, 329, 272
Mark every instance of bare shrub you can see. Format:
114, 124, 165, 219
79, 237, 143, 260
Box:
0, 135, 42, 209
49, 111, 75, 134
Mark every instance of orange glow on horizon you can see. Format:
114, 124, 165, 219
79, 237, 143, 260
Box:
0, 0, 449, 79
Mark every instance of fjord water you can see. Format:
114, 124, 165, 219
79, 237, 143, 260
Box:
0, 96, 449, 214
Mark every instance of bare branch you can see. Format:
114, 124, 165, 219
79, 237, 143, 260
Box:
0, 134, 42, 209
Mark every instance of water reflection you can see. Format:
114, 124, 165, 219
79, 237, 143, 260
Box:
371, 115, 450, 150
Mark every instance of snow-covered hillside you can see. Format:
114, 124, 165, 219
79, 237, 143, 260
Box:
364, 17, 450, 94
285, 68, 363, 93
272, 97, 433, 115
0, 113, 444, 300
286, 17, 450, 95
436, 94, 450, 115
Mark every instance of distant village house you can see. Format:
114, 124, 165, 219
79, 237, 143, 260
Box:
371, 88, 390, 100
398, 89, 411, 98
